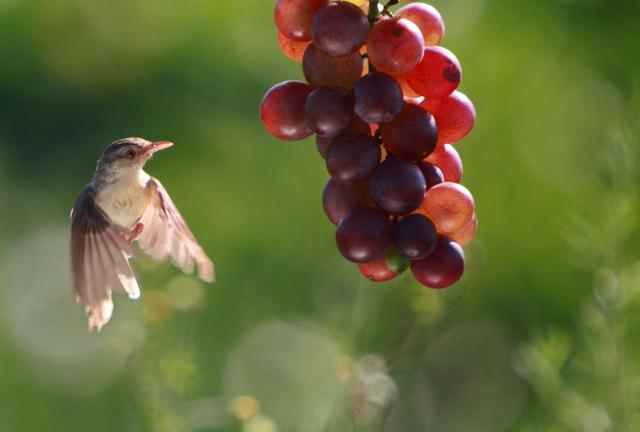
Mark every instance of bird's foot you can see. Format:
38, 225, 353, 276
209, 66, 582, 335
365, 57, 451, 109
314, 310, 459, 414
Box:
122, 223, 144, 242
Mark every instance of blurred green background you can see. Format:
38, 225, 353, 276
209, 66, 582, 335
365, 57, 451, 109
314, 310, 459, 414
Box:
1, 0, 640, 430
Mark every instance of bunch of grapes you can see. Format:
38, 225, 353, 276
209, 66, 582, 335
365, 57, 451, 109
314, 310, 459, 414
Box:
261, 0, 477, 289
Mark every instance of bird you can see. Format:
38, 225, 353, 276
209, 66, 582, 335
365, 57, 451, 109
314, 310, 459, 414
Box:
70, 137, 214, 332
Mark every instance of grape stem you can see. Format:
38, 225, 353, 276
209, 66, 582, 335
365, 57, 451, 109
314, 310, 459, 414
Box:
367, 1, 379, 25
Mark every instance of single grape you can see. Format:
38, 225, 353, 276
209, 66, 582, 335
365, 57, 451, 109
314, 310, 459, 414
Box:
369, 157, 426, 215
354, 72, 404, 124
395, 214, 437, 260
303, 44, 363, 89
421, 182, 474, 234
322, 178, 371, 225
380, 103, 438, 161
416, 161, 444, 190
359, 256, 398, 282
275, 0, 328, 41
260, 81, 314, 141
336, 207, 394, 263
396, 3, 445, 46
305, 86, 354, 137
366, 17, 425, 75
326, 132, 381, 184
311, 2, 369, 57
449, 212, 478, 246
405, 46, 461, 98
421, 91, 476, 144
425, 144, 463, 183
316, 116, 369, 158
277, 31, 311, 61
411, 236, 465, 289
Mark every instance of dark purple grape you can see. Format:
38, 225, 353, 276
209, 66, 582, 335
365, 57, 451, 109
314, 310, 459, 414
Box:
322, 178, 371, 225
417, 161, 444, 190
311, 2, 369, 57
316, 116, 370, 158
354, 72, 404, 124
411, 236, 465, 288
395, 214, 437, 259
336, 207, 394, 263
305, 86, 354, 137
303, 44, 363, 89
369, 158, 426, 215
326, 132, 381, 184
380, 103, 438, 161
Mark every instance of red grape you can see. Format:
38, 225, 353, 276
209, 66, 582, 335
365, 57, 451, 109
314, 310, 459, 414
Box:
316, 116, 370, 158
336, 207, 394, 263
421, 182, 474, 234
405, 46, 461, 98
425, 144, 463, 183
417, 161, 444, 190
326, 132, 381, 184
275, 0, 328, 41
395, 214, 437, 260
277, 31, 311, 61
396, 3, 445, 46
369, 157, 426, 215
303, 44, 363, 88
359, 256, 398, 282
260, 81, 314, 141
322, 178, 371, 225
311, 2, 369, 57
411, 237, 464, 289
366, 18, 425, 75
421, 91, 476, 144
305, 86, 354, 137
354, 72, 404, 124
380, 103, 438, 161
449, 212, 478, 246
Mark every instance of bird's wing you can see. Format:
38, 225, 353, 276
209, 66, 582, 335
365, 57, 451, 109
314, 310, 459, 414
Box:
70, 185, 140, 331
137, 177, 214, 282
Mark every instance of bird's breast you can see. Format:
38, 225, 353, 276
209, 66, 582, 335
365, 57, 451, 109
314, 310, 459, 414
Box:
95, 172, 152, 230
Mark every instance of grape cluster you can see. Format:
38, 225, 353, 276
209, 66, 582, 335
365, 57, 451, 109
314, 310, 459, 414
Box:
261, 0, 477, 289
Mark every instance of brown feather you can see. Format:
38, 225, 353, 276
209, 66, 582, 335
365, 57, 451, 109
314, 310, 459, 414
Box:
70, 185, 138, 331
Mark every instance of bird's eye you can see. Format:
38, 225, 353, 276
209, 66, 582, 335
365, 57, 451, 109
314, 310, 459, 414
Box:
125, 150, 136, 159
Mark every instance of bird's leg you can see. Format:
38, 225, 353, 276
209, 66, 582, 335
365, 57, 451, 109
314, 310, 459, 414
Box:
121, 222, 144, 243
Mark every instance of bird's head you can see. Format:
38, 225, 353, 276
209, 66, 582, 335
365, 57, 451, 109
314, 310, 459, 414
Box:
96, 137, 173, 180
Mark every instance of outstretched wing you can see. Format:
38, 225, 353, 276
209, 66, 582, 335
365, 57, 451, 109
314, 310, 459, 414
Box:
70, 185, 139, 331
137, 177, 214, 282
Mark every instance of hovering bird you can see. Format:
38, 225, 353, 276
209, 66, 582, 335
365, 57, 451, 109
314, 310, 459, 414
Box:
70, 137, 214, 331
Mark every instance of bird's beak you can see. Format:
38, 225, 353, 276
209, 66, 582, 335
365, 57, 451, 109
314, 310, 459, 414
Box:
143, 140, 174, 156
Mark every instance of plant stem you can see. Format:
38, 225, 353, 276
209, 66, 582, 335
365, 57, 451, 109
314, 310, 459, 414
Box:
382, 0, 399, 16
